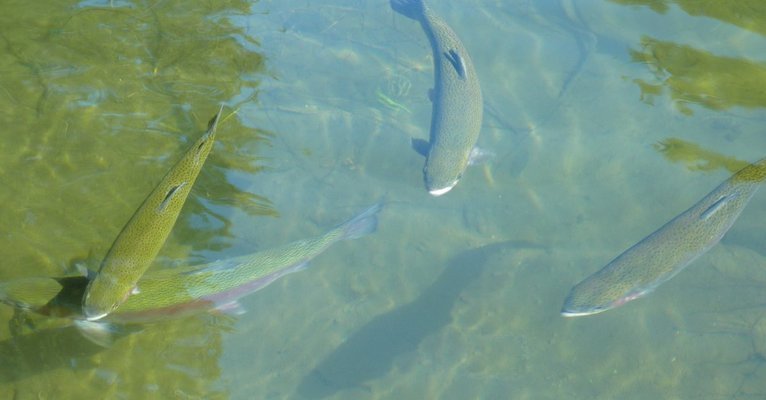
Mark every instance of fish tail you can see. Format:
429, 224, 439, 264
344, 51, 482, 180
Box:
390, 0, 426, 20
338, 202, 383, 240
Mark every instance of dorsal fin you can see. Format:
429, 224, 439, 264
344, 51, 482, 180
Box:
444, 49, 466, 80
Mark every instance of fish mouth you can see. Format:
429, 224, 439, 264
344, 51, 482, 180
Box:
427, 181, 459, 196
560, 306, 606, 318
83, 307, 109, 322
561, 309, 595, 318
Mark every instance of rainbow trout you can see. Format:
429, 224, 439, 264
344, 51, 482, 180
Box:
391, 0, 483, 196
3, 203, 382, 328
562, 158, 766, 317
82, 107, 223, 321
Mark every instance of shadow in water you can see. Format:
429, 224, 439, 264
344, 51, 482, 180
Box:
0, 324, 107, 383
296, 240, 535, 398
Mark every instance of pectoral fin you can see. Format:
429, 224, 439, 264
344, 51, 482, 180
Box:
411, 138, 430, 158
467, 147, 495, 166
74, 320, 142, 347
214, 301, 246, 316
700, 194, 735, 221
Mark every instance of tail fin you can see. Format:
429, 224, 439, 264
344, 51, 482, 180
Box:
390, 0, 426, 20
339, 202, 383, 240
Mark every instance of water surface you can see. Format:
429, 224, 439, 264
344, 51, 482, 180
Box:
2, 0, 766, 399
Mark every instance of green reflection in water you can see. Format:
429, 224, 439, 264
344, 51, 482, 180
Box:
0, 0, 272, 398
654, 138, 750, 173
612, 0, 766, 36
0, 0, 275, 279
630, 37, 766, 115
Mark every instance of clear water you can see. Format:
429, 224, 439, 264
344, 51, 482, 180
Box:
2, 0, 766, 399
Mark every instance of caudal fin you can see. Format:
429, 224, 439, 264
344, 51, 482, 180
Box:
339, 203, 383, 240
390, 0, 426, 20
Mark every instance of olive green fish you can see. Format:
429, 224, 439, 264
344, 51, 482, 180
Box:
82, 107, 223, 321
391, 0, 483, 196
3, 203, 382, 328
562, 158, 766, 317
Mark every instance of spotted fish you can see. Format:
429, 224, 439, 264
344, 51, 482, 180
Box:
562, 158, 766, 317
82, 106, 223, 321
391, 0, 483, 196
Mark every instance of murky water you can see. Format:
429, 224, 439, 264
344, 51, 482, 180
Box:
2, 0, 766, 399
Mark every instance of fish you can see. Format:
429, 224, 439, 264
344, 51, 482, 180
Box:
5, 202, 382, 330
82, 106, 224, 321
391, 0, 483, 196
561, 158, 766, 317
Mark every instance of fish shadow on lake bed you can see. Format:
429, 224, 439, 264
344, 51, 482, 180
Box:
295, 240, 540, 399
0, 324, 107, 383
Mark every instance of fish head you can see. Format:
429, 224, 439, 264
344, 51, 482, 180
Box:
82, 275, 133, 321
560, 274, 640, 317
560, 299, 610, 317
560, 286, 612, 317
428, 180, 459, 196
423, 152, 465, 196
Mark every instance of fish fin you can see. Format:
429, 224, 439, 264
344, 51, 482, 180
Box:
338, 203, 383, 240
467, 147, 495, 166
69, 252, 99, 280
390, 0, 426, 20
700, 194, 735, 221
181, 258, 241, 276
444, 50, 467, 80
291, 261, 310, 272
214, 301, 246, 316
74, 320, 142, 347
156, 182, 188, 213
411, 138, 430, 157
74, 262, 97, 280
74, 320, 120, 347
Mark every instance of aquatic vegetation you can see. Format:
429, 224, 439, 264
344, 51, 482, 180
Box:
376, 72, 412, 113
612, 0, 766, 37
653, 138, 749, 173
630, 37, 766, 115
376, 89, 411, 113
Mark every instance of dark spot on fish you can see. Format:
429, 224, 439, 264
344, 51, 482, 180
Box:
444, 49, 466, 80
157, 182, 188, 213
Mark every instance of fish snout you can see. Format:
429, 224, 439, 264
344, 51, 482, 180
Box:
427, 178, 459, 196
82, 305, 110, 321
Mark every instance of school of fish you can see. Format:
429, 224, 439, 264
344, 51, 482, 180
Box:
1, 0, 764, 350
